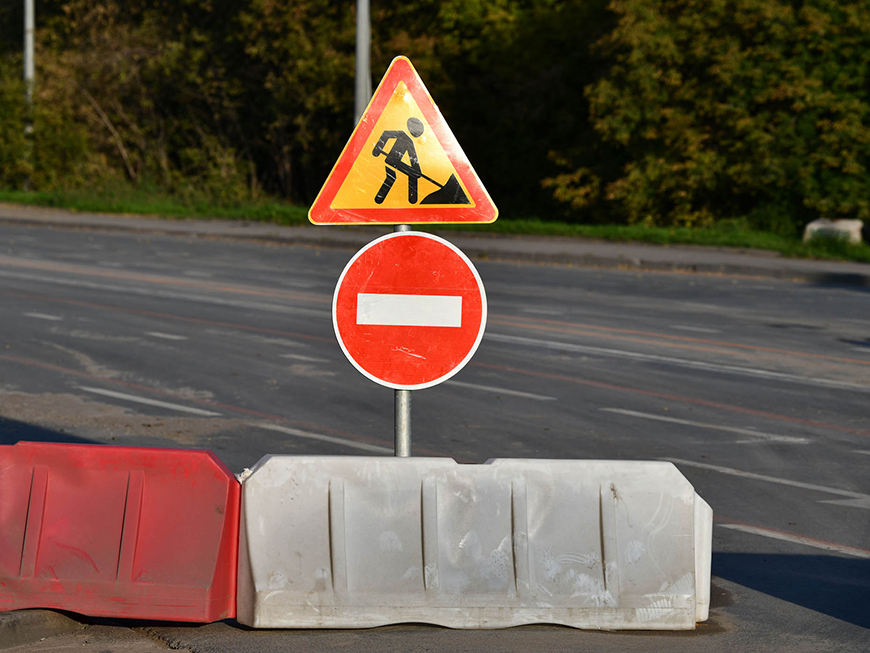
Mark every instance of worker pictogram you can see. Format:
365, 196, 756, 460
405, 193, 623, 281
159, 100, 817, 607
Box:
371, 116, 469, 206
309, 57, 496, 225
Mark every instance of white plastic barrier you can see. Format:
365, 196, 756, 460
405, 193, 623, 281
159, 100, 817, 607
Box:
237, 457, 712, 630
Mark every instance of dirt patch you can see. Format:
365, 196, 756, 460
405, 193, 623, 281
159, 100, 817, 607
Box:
0, 390, 245, 445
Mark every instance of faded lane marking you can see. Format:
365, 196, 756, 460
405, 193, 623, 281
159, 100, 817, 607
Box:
445, 380, 556, 401
79, 386, 222, 417
281, 353, 330, 363
0, 254, 330, 304
257, 423, 392, 454
487, 333, 870, 392
521, 308, 565, 316
0, 290, 333, 343
490, 313, 870, 367
1, 352, 447, 455
24, 312, 62, 321
671, 325, 721, 334
473, 361, 870, 438
716, 519, 870, 559
665, 458, 870, 510
0, 271, 331, 319
602, 408, 808, 444
146, 332, 188, 341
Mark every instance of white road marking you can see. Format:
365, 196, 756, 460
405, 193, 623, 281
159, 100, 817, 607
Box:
671, 325, 721, 334
78, 386, 221, 417
665, 458, 870, 510
487, 333, 870, 392
146, 332, 188, 341
257, 423, 392, 454
24, 312, 62, 321
280, 353, 330, 363
717, 523, 870, 559
357, 293, 462, 327
444, 380, 557, 401
601, 408, 809, 443
853, 450, 870, 456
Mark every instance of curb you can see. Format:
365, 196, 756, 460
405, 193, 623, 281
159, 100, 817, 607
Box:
1, 204, 869, 287
0, 610, 85, 650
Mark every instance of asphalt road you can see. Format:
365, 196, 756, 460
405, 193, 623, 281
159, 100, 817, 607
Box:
0, 222, 868, 651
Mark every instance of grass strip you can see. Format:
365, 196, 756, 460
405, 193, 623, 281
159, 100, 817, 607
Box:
1, 189, 869, 264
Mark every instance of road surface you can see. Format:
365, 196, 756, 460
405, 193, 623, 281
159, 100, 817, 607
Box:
0, 221, 867, 651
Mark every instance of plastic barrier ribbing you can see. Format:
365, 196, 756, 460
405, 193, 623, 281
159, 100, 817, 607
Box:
0, 442, 239, 621
237, 456, 712, 629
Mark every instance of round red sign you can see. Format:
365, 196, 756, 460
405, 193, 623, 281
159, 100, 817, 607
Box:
333, 232, 487, 390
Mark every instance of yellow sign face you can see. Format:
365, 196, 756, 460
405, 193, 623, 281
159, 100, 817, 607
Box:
330, 82, 475, 210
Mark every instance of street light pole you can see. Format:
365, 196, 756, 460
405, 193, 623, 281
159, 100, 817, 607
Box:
24, 0, 34, 105
23, 0, 35, 190
354, 0, 371, 125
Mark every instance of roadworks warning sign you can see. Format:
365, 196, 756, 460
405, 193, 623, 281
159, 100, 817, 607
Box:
309, 57, 497, 225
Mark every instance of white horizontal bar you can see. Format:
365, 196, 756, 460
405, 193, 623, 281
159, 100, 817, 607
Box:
78, 386, 221, 417
357, 293, 462, 327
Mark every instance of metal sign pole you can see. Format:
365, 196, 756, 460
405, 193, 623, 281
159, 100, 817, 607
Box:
393, 224, 411, 456
394, 389, 411, 457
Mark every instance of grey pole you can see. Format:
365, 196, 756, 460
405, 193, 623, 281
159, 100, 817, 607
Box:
394, 389, 411, 457
393, 223, 411, 456
24, 0, 34, 105
354, 0, 372, 125
23, 0, 35, 190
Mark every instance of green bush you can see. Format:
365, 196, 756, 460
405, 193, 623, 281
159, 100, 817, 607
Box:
0, 59, 32, 187
546, 0, 870, 231
0, 54, 92, 190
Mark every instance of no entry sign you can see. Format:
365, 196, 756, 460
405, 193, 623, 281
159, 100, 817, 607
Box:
333, 232, 487, 390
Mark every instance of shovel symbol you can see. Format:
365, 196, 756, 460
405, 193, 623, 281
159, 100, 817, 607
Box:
419, 172, 470, 205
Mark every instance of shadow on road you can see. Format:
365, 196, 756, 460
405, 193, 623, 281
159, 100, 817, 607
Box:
0, 417, 98, 445
811, 273, 870, 291
714, 553, 870, 628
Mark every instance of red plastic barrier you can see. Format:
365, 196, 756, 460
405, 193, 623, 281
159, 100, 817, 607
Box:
0, 442, 239, 622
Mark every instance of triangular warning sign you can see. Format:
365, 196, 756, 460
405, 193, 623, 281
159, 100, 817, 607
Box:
309, 57, 498, 225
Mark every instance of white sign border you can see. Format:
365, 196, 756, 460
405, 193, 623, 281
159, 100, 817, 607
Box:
332, 231, 487, 391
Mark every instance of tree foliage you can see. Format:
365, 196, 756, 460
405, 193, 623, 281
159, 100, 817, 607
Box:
0, 1, 867, 232
547, 0, 870, 230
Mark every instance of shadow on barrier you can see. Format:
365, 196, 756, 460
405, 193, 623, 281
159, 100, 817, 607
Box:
0, 417, 97, 445
713, 553, 870, 628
